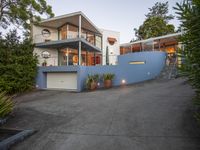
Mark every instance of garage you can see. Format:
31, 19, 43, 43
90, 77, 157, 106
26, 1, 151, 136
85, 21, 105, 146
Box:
46, 72, 77, 90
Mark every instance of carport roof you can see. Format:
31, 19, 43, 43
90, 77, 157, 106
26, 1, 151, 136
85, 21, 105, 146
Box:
120, 32, 182, 47
35, 38, 101, 52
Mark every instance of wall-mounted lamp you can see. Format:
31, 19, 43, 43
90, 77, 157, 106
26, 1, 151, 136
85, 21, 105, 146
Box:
121, 79, 126, 84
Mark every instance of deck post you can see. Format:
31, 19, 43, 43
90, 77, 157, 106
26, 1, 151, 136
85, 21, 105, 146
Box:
159, 39, 161, 51
78, 15, 82, 65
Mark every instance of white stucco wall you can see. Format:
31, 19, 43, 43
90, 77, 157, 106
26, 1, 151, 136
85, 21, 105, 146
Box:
32, 25, 58, 43
34, 48, 58, 66
101, 29, 120, 65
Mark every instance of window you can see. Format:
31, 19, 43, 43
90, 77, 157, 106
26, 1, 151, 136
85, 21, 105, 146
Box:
68, 25, 78, 39
60, 25, 67, 40
95, 35, 102, 49
41, 29, 51, 38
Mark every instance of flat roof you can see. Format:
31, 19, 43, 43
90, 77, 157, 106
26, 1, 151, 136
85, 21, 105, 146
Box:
120, 32, 182, 47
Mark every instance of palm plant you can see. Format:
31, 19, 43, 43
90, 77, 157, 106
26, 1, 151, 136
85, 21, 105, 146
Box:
0, 92, 14, 118
174, 0, 200, 122
85, 74, 100, 90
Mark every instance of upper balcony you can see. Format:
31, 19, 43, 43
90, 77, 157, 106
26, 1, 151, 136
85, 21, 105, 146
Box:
33, 31, 102, 50
32, 12, 102, 51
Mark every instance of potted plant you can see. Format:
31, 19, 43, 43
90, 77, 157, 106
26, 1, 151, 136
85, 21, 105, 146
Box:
85, 74, 100, 91
42, 60, 47, 66
103, 73, 115, 88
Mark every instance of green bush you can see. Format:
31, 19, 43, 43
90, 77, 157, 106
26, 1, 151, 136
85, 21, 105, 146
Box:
85, 74, 100, 89
0, 30, 38, 94
0, 92, 14, 118
175, 0, 200, 122
103, 73, 115, 81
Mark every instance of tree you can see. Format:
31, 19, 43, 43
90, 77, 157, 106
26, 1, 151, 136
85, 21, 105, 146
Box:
0, 30, 38, 94
146, 1, 174, 21
134, 1, 175, 40
0, 0, 54, 31
174, 0, 200, 122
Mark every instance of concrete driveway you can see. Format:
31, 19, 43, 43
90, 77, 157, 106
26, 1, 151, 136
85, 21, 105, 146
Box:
4, 78, 200, 150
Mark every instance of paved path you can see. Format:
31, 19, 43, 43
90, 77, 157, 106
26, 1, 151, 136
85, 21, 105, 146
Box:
4, 78, 200, 150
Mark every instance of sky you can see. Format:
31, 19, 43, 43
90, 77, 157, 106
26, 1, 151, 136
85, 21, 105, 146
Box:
46, 0, 182, 44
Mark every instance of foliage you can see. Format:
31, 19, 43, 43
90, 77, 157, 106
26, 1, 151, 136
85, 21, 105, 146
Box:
174, 0, 200, 122
0, 92, 14, 118
146, 1, 174, 21
103, 73, 115, 81
134, 1, 175, 40
0, 30, 38, 94
85, 74, 100, 89
0, 0, 54, 31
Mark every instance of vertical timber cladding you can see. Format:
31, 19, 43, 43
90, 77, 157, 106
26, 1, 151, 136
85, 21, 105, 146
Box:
46, 72, 77, 90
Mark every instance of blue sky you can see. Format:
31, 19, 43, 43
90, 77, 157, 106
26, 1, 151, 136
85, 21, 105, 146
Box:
46, 0, 182, 43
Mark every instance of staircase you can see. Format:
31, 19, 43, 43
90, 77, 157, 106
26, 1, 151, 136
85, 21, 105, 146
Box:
157, 57, 178, 80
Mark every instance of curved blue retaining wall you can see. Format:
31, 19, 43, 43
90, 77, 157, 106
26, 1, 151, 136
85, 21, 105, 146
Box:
36, 51, 166, 92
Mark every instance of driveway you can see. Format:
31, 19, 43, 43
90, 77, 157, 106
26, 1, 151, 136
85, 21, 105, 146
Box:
4, 78, 200, 150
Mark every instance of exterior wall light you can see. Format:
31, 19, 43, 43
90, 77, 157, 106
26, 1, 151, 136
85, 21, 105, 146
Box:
97, 82, 100, 86
121, 79, 126, 84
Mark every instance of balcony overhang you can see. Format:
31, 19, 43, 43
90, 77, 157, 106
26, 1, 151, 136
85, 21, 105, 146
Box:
35, 38, 101, 52
39, 11, 102, 35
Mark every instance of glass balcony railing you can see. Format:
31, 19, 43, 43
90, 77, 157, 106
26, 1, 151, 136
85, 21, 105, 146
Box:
33, 32, 102, 49
33, 32, 59, 43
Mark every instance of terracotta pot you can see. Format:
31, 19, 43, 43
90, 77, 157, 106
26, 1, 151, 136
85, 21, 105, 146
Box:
104, 80, 112, 88
90, 82, 97, 90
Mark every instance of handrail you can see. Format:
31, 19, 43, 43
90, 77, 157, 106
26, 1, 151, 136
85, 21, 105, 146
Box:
168, 55, 177, 79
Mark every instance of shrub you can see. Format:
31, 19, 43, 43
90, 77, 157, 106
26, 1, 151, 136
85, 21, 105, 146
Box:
0, 92, 14, 118
175, 0, 200, 122
0, 30, 38, 94
103, 73, 115, 81
85, 74, 100, 89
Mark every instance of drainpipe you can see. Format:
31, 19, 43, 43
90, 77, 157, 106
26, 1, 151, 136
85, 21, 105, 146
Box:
78, 15, 82, 65
159, 39, 161, 51
140, 43, 142, 51
130, 45, 132, 53
152, 40, 154, 51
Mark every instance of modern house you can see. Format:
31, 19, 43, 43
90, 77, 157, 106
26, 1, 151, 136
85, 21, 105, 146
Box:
33, 12, 166, 92
32, 11, 120, 67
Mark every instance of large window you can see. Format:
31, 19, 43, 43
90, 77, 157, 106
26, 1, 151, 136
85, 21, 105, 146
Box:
95, 35, 102, 49
60, 25, 67, 40
86, 32, 95, 45
67, 25, 78, 39
59, 48, 78, 66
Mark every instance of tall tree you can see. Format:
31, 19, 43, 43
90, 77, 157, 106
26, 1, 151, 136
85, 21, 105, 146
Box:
174, 0, 200, 121
134, 1, 175, 40
146, 1, 174, 22
0, 0, 54, 31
